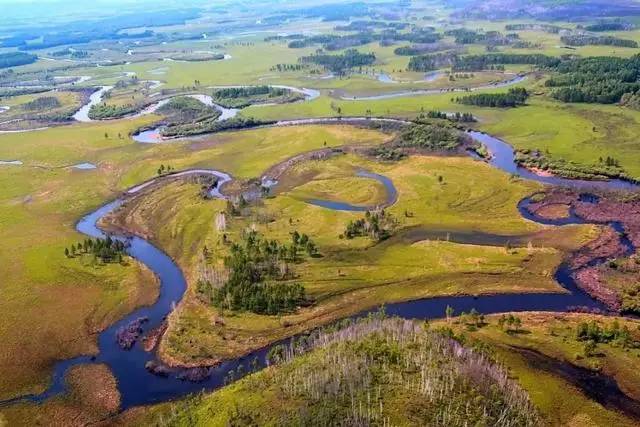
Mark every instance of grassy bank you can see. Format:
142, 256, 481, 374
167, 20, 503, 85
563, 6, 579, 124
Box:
100, 151, 596, 367
435, 312, 640, 426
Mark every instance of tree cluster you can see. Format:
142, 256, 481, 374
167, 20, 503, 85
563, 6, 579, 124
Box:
456, 87, 529, 108
367, 146, 406, 161
546, 55, 640, 104
560, 34, 637, 48
157, 164, 175, 176
23, 96, 61, 111
576, 320, 638, 355
0, 52, 37, 69
393, 121, 463, 151
270, 63, 306, 72
300, 49, 376, 74
342, 210, 398, 241
64, 236, 127, 264
497, 314, 523, 333
425, 110, 475, 122
200, 230, 316, 315
622, 284, 640, 315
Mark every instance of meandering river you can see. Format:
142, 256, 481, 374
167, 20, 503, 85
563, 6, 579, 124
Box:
1, 118, 638, 410
337, 74, 527, 101
3, 74, 640, 413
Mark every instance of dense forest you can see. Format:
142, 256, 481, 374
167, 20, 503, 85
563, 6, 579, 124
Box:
286, 27, 441, 51
334, 20, 408, 32
445, 28, 518, 46
560, 34, 638, 48
300, 49, 376, 74
504, 23, 565, 33
451, 53, 560, 71
212, 86, 303, 108
89, 103, 137, 120
407, 53, 559, 72
160, 116, 272, 138
407, 52, 457, 71
456, 87, 529, 107
0, 52, 37, 69
514, 148, 631, 181
584, 21, 634, 32
546, 55, 640, 104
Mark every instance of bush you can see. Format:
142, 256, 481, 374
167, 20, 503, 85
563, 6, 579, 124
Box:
23, 96, 61, 111
343, 210, 398, 241
88, 103, 137, 120
392, 121, 463, 151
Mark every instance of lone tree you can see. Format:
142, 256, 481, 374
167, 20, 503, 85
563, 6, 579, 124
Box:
445, 305, 454, 323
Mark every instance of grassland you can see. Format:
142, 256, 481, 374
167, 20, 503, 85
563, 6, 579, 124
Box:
435, 312, 640, 426
0, 121, 388, 401
0, 90, 85, 130
118, 316, 543, 427
239, 75, 640, 180
64, 29, 639, 182
4, 3, 640, 424
37, 25, 640, 181
0, 123, 164, 399
100, 150, 596, 367
1, 364, 120, 426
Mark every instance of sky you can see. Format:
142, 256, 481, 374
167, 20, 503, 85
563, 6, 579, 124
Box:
0, 0, 212, 29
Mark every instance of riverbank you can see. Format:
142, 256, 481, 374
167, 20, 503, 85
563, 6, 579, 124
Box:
433, 311, 640, 426
0, 121, 636, 418
523, 189, 640, 312
87, 152, 584, 391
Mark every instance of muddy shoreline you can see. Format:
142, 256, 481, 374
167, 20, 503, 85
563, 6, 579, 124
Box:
523, 190, 639, 311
